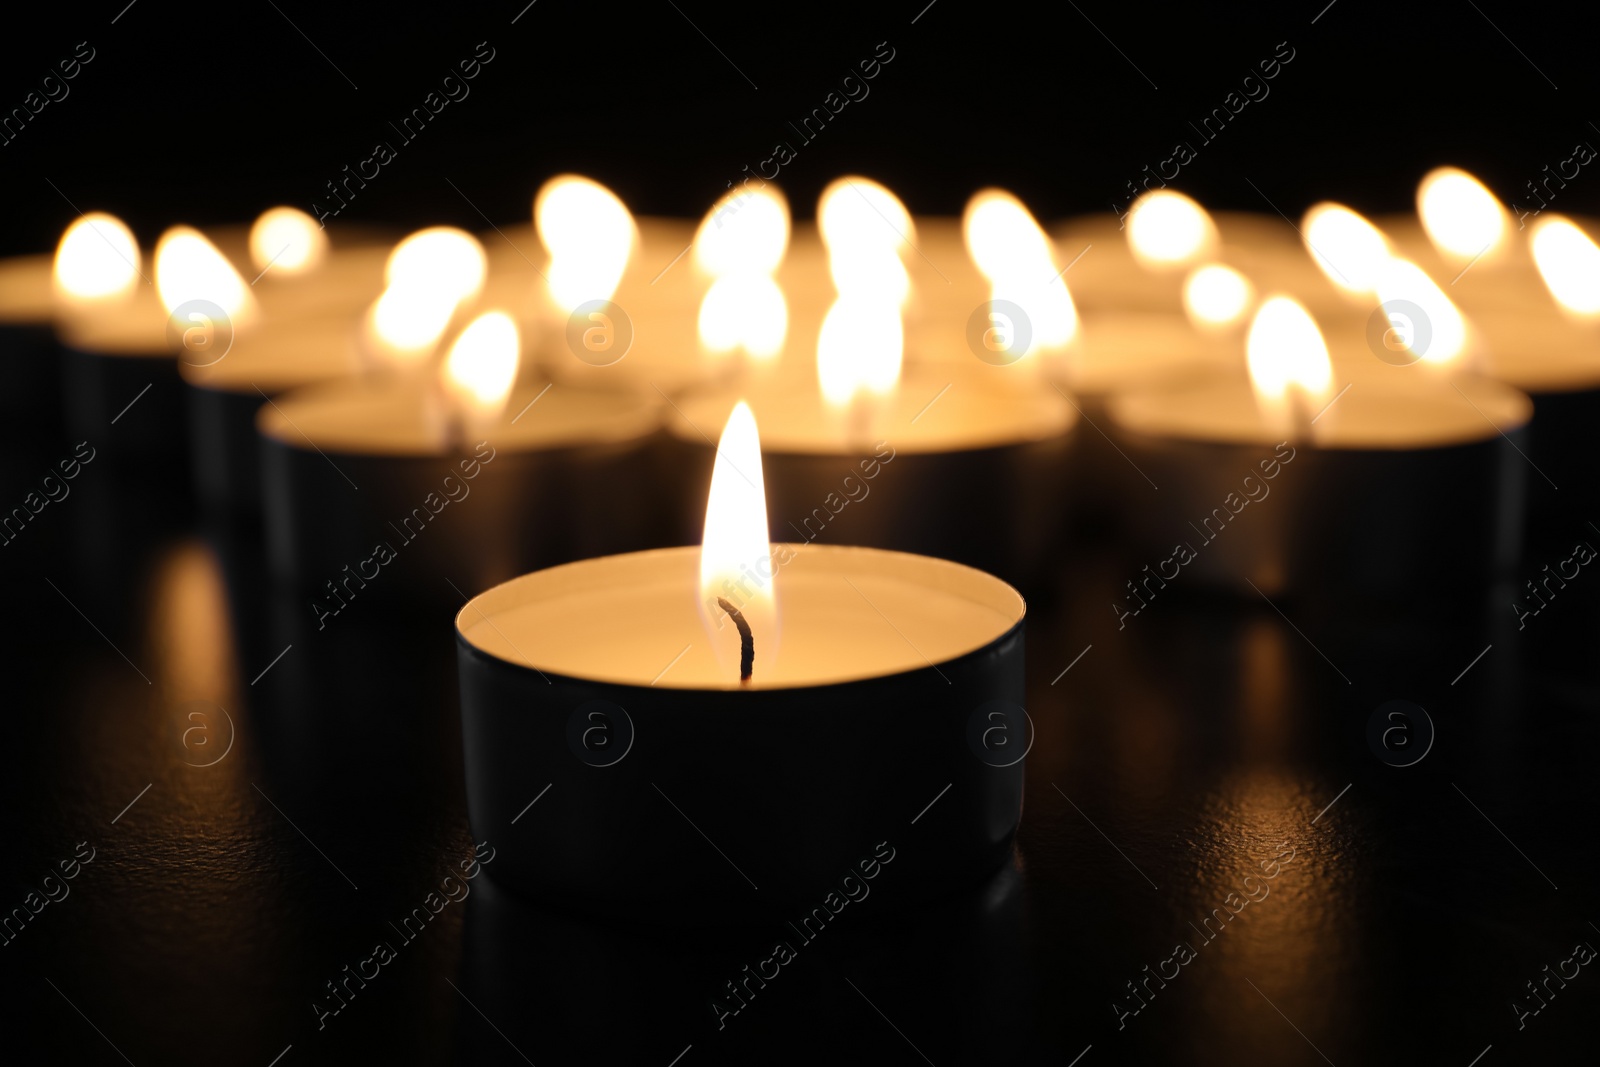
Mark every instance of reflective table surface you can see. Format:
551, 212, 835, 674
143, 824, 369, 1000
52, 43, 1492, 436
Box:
2, 431, 1595, 1067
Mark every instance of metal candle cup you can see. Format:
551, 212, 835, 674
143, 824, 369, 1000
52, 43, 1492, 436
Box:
258, 377, 663, 610
1105, 369, 1532, 616
661, 370, 1077, 592
455, 544, 1026, 923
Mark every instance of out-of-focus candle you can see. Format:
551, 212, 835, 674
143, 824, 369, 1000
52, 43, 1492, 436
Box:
1105, 297, 1531, 613
258, 308, 664, 606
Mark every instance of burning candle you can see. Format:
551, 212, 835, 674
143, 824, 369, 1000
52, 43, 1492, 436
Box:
693, 185, 790, 374
664, 200, 1077, 590
455, 401, 1026, 918
1047, 192, 1249, 399
1471, 215, 1600, 576
50, 216, 190, 456
1104, 296, 1531, 615
183, 226, 483, 513
258, 309, 663, 608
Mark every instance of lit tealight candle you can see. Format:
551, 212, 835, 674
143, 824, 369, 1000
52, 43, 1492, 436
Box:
51, 215, 191, 455
1105, 296, 1531, 611
664, 265, 1076, 588
1467, 214, 1600, 572
1300, 202, 1394, 308
1049, 193, 1246, 397
249, 206, 329, 277
0, 216, 134, 432
963, 188, 1080, 377
182, 226, 477, 515
454, 400, 1026, 918
362, 226, 488, 371
694, 186, 790, 373
257, 307, 663, 607
1183, 262, 1256, 334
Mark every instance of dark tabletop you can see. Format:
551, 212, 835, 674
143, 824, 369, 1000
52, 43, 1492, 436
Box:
2, 429, 1596, 1067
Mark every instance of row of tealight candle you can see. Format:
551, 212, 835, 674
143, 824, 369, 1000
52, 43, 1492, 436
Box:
3, 167, 1595, 916
1, 170, 1593, 609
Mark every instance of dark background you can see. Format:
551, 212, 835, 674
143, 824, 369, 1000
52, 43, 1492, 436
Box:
2, 0, 1596, 254
5, 3, 1600, 1066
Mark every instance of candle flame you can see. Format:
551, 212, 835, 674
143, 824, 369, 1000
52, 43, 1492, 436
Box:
441, 311, 519, 428
1417, 167, 1507, 262
53, 213, 140, 302
249, 206, 328, 276
1373, 258, 1470, 367
155, 226, 258, 329
1530, 216, 1600, 316
1182, 263, 1254, 330
698, 275, 788, 362
963, 189, 1078, 354
694, 185, 790, 362
1301, 202, 1391, 294
693, 185, 790, 277
1126, 190, 1216, 270
1246, 296, 1333, 431
536, 175, 637, 314
817, 296, 903, 410
385, 227, 487, 304
818, 177, 915, 306
365, 285, 461, 368
699, 400, 777, 682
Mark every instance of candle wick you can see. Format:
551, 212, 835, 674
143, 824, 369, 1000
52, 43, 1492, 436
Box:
715, 596, 754, 684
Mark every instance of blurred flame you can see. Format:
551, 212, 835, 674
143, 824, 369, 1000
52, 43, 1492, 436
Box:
1302, 202, 1391, 294
365, 285, 460, 368
441, 311, 519, 427
249, 206, 328, 275
817, 297, 903, 410
1127, 190, 1216, 270
155, 226, 258, 329
1417, 167, 1507, 261
1374, 258, 1470, 367
694, 185, 790, 362
699, 400, 777, 680
1183, 263, 1254, 330
818, 177, 915, 306
694, 186, 790, 277
1530, 216, 1600, 316
1246, 296, 1333, 430
536, 175, 637, 313
53, 213, 141, 302
385, 227, 487, 304
698, 275, 788, 362
963, 189, 1078, 354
